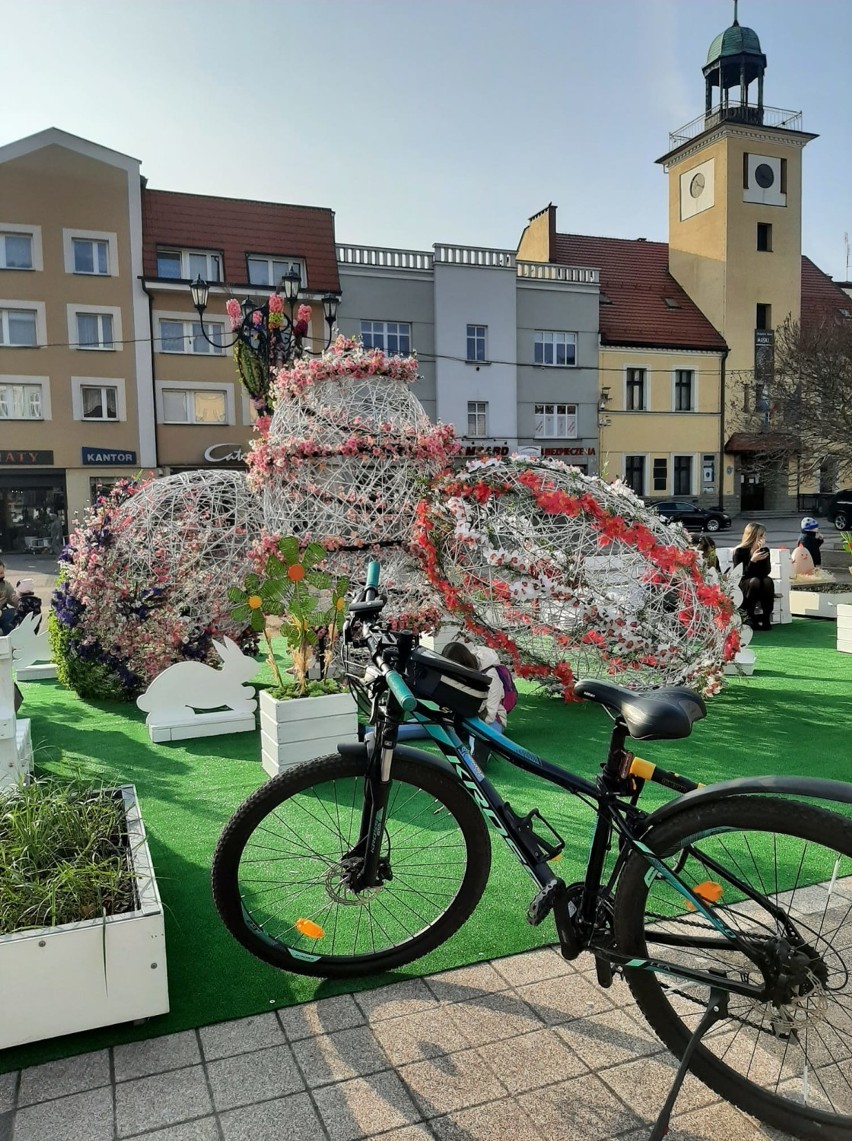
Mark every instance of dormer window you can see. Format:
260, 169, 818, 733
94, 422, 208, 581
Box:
246, 256, 305, 288
156, 248, 222, 282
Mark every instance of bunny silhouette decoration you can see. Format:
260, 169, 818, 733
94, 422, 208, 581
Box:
9, 612, 51, 673
137, 637, 258, 727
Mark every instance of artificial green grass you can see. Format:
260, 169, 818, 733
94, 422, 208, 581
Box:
1, 619, 850, 1072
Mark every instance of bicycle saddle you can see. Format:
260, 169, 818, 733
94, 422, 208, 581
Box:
573, 680, 707, 740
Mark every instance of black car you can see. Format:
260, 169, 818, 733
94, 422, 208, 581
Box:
650, 499, 732, 533
825, 489, 852, 531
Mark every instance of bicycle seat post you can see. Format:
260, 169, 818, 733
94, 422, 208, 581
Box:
600, 721, 630, 793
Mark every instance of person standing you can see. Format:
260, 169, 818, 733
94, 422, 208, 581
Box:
443, 640, 511, 766
732, 522, 775, 630
0, 562, 19, 635
48, 514, 65, 556
798, 517, 824, 568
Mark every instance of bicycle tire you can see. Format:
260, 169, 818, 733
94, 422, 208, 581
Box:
614, 795, 852, 1139
212, 751, 491, 978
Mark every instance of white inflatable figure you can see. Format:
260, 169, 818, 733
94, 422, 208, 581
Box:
9, 612, 56, 679
790, 545, 815, 579
136, 637, 259, 743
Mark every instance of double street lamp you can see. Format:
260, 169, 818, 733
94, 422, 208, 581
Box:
189, 270, 341, 415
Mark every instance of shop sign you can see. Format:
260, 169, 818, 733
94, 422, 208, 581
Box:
82, 447, 137, 466
204, 443, 247, 464
1, 450, 54, 465
460, 443, 596, 458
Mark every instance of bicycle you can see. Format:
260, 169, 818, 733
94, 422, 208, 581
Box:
213, 560, 852, 1140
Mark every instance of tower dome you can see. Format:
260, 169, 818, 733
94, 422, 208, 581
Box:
706, 23, 763, 66
702, 3, 767, 129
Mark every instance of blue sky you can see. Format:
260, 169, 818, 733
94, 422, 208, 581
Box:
2, 0, 849, 279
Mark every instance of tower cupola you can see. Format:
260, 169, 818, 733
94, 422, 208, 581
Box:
702, 1, 767, 128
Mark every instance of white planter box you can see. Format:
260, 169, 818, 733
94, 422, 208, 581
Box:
790, 590, 852, 620
260, 689, 359, 777
0, 784, 169, 1049
838, 605, 852, 654
420, 623, 462, 655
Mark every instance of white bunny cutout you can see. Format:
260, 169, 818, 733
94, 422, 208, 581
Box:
137, 637, 258, 726
9, 612, 51, 672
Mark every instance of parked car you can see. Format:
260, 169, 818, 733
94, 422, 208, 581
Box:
825, 489, 852, 531
650, 499, 732, 533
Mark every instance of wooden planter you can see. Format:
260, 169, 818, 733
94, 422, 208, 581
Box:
0, 785, 169, 1049
259, 689, 359, 778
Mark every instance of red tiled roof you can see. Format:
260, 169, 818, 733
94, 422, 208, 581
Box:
800, 256, 852, 331
552, 233, 727, 352
142, 189, 340, 294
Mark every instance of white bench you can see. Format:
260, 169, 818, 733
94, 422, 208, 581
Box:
717, 547, 792, 625
0, 636, 32, 792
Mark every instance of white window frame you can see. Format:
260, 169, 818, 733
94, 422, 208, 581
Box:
0, 224, 42, 271
467, 400, 488, 438
534, 330, 577, 368
155, 380, 235, 426
534, 402, 578, 439
672, 453, 697, 498
0, 300, 45, 347
671, 367, 696, 412
360, 319, 412, 355
623, 453, 649, 497
67, 304, 123, 351
466, 324, 487, 363
156, 313, 227, 355
156, 248, 222, 282
0, 374, 51, 420
624, 365, 648, 412
71, 376, 127, 422
246, 255, 305, 288
63, 229, 118, 277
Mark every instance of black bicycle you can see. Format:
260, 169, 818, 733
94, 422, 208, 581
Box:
213, 561, 852, 1140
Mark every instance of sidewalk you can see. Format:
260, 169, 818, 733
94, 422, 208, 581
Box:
0, 946, 790, 1141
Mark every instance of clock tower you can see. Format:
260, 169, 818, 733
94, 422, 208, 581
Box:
658, 2, 818, 377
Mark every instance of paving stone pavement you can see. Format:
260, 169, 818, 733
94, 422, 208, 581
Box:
2, 946, 797, 1141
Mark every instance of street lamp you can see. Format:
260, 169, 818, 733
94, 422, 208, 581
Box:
189, 274, 341, 415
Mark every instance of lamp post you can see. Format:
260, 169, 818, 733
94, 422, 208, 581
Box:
189, 274, 340, 416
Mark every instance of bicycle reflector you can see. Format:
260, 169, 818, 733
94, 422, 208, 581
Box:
686, 881, 724, 911
295, 918, 325, 939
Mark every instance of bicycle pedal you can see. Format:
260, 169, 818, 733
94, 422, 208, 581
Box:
594, 955, 614, 988
527, 881, 560, 926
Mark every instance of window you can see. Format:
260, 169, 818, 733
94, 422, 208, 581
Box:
0, 308, 37, 346
156, 249, 222, 282
159, 318, 225, 354
534, 403, 577, 438
756, 303, 772, 331
626, 367, 646, 410
76, 312, 114, 350
160, 388, 227, 425
0, 233, 32, 270
674, 369, 694, 411
0, 382, 42, 419
80, 384, 118, 420
624, 456, 645, 496
674, 456, 693, 496
72, 237, 109, 275
653, 457, 668, 492
534, 330, 576, 367
247, 256, 304, 287
466, 325, 487, 362
757, 223, 772, 252
360, 320, 411, 355
467, 401, 488, 438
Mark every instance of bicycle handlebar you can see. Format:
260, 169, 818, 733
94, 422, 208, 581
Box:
384, 668, 417, 713
365, 561, 380, 590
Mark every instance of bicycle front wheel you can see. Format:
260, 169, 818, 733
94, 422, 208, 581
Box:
614, 796, 852, 1140
212, 752, 491, 978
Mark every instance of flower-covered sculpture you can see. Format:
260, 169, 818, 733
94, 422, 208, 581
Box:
248, 336, 458, 631
50, 473, 261, 701
414, 458, 740, 698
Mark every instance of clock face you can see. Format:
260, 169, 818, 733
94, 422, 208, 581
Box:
689, 173, 706, 198
755, 163, 775, 189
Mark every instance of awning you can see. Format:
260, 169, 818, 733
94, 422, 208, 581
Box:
724, 432, 798, 455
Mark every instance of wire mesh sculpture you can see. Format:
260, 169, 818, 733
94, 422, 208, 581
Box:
249, 337, 457, 630
414, 457, 741, 698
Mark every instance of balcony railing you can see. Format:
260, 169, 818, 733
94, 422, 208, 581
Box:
337, 244, 433, 271
669, 103, 803, 148
338, 243, 599, 285
433, 244, 516, 268
517, 261, 600, 284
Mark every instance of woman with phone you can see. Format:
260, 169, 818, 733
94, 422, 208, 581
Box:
731, 521, 775, 630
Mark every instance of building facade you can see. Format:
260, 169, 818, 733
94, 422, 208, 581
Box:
337, 243, 602, 469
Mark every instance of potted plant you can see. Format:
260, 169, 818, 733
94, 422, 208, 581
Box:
0, 776, 168, 1049
229, 536, 358, 777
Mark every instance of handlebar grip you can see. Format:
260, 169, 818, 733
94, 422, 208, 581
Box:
365, 561, 380, 590
385, 669, 417, 713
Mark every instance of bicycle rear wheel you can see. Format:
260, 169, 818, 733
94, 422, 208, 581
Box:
614, 796, 852, 1140
212, 752, 491, 978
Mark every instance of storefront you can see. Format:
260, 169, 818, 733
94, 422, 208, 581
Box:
454, 441, 597, 473
0, 452, 67, 554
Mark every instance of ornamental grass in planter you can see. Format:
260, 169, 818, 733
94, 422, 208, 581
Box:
229, 536, 358, 775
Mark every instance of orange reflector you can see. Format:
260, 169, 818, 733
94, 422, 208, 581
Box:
686, 881, 724, 911
549, 852, 563, 863
295, 918, 325, 939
